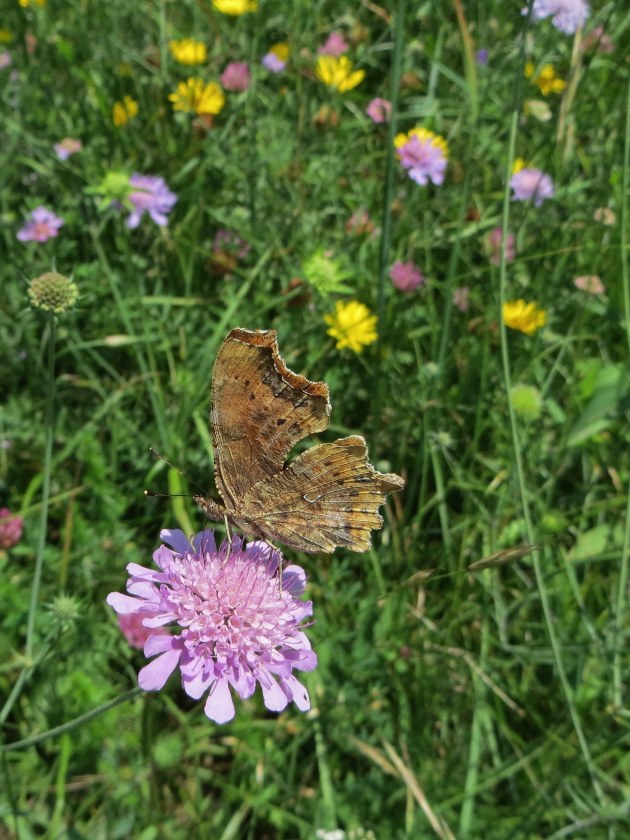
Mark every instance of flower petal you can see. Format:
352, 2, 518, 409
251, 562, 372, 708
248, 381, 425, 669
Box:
138, 648, 182, 690
204, 679, 235, 723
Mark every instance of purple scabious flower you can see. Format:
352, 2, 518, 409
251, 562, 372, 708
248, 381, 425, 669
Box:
220, 61, 251, 91
395, 128, 448, 187
53, 138, 82, 160
389, 260, 425, 292
17, 207, 64, 243
126, 174, 177, 229
510, 168, 554, 207
528, 0, 589, 35
106, 529, 317, 724
366, 97, 392, 124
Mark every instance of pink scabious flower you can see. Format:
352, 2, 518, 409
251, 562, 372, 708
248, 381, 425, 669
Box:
317, 31, 348, 57
510, 167, 554, 207
395, 128, 448, 187
53, 138, 82, 160
220, 61, 251, 91
0, 51, 11, 70
127, 174, 177, 229
106, 529, 317, 724
0, 508, 23, 549
389, 260, 425, 292
366, 97, 392, 124
528, 0, 589, 35
486, 227, 516, 265
17, 206, 64, 243
118, 610, 170, 651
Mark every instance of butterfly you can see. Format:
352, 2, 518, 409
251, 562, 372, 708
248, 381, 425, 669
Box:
194, 328, 404, 553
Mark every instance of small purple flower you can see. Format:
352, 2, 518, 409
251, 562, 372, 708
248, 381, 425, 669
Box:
366, 97, 392, 124
127, 174, 177, 229
53, 138, 82, 161
510, 168, 554, 207
17, 207, 64, 243
220, 61, 251, 91
212, 228, 251, 259
389, 260, 425, 292
475, 48, 489, 65
527, 0, 589, 35
0, 508, 23, 549
397, 133, 448, 186
317, 32, 348, 57
106, 529, 317, 724
262, 53, 285, 73
486, 227, 516, 265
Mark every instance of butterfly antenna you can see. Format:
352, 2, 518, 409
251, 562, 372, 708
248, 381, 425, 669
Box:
148, 446, 207, 495
144, 490, 194, 498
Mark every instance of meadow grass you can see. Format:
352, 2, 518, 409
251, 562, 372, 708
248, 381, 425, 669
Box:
1, 1, 630, 837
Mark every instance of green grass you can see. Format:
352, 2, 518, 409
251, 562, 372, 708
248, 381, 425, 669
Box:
2, 1, 630, 837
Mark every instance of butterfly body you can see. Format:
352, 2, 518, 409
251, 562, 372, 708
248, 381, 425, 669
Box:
196, 328, 404, 553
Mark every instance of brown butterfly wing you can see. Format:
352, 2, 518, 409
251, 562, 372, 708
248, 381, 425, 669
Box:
210, 328, 331, 509
235, 436, 404, 553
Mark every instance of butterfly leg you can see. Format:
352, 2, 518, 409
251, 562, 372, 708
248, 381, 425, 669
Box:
223, 513, 233, 562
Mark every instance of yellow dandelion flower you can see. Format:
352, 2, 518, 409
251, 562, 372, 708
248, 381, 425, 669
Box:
268, 42, 290, 62
169, 38, 207, 66
324, 300, 378, 352
0, 28, 13, 43
19, 0, 46, 7
503, 300, 546, 336
315, 55, 365, 93
112, 96, 139, 127
524, 63, 566, 96
394, 126, 449, 158
512, 157, 529, 174
169, 78, 225, 115
212, 0, 257, 14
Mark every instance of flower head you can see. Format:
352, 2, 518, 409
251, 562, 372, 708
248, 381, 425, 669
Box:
476, 48, 489, 65
345, 209, 376, 238
366, 97, 392, 124
315, 55, 364, 92
0, 508, 23, 549
574, 275, 605, 295
208, 228, 251, 274
394, 127, 449, 187
324, 300, 378, 352
317, 32, 348, 57
524, 63, 566, 95
17, 206, 64, 243
28, 271, 78, 313
106, 529, 316, 724
303, 250, 352, 295
510, 166, 554, 206
53, 137, 82, 160
262, 43, 289, 73
127, 174, 177, 229
112, 95, 138, 127
19, 0, 46, 7
511, 384, 543, 421
169, 78, 225, 115
503, 299, 546, 335
389, 260, 425, 292
212, 0, 257, 13
220, 61, 250, 91
453, 287, 470, 312
486, 227, 516, 265
0, 51, 11, 70
169, 38, 207, 65
529, 0, 589, 35
118, 610, 170, 651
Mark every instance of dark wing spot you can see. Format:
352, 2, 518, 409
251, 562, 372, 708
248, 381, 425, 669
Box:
276, 418, 286, 426
249, 393, 256, 401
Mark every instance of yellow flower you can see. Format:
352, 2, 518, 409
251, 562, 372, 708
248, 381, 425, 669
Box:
315, 56, 365, 93
268, 42, 289, 62
324, 300, 378, 352
512, 157, 529, 174
19, 0, 46, 7
169, 78, 225, 115
169, 38, 207, 65
0, 28, 13, 43
524, 63, 566, 96
112, 96, 139, 127
503, 300, 546, 336
212, 0, 257, 14
394, 126, 449, 158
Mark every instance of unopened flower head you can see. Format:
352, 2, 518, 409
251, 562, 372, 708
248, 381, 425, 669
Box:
315, 55, 364, 92
0, 508, 23, 549
17, 207, 64, 243
324, 300, 378, 352
510, 384, 543, 421
169, 78, 225, 115
528, 0, 589, 35
366, 97, 392, 124
503, 299, 546, 335
112, 95, 138, 127
395, 127, 448, 186
318, 32, 348, 57
389, 260, 425, 292
524, 63, 566, 95
262, 43, 289, 73
220, 61, 250, 91
53, 138, 82, 160
510, 164, 554, 207
169, 39, 207, 65
127, 174, 177, 229
106, 529, 316, 724
28, 272, 78, 314
212, 0, 257, 13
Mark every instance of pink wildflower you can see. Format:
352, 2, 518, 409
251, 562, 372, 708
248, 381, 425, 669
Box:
0, 508, 23, 549
366, 97, 392, 124
17, 207, 64, 243
220, 61, 251, 91
317, 32, 348, 57
574, 275, 605, 295
486, 227, 516, 266
389, 260, 425, 292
